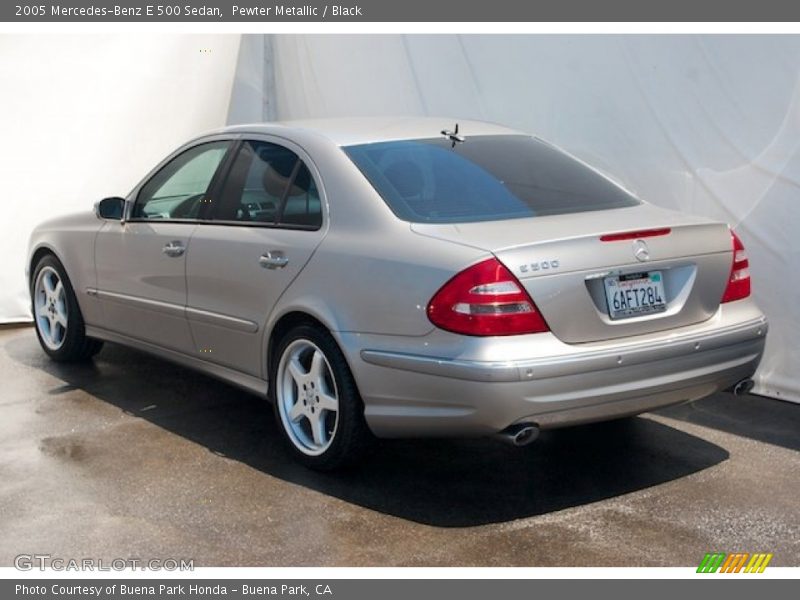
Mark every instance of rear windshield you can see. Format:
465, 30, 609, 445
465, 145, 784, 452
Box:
344, 135, 639, 223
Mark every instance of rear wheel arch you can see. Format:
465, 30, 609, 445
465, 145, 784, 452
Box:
267, 311, 332, 378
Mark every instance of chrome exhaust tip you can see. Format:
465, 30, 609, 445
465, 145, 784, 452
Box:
495, 423, 540, 447
732, 378, 755, 396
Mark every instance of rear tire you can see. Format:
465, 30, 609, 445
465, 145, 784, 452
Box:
270, 324, 373, 470
31, 254, 103, 362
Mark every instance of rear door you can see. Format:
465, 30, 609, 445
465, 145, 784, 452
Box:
185, 137, 327, 377
94, 140, 232, 352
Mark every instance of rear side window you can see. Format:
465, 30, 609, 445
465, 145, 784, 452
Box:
344, 135, 639, 223
213, 140, 322, 228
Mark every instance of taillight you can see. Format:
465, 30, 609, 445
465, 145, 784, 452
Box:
427, 258, 549, 336
721, 231, 751, 303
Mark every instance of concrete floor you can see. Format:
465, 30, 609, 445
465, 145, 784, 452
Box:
1, 325, 798, 567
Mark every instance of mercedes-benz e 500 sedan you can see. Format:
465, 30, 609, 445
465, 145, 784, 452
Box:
28, 118, 767, 469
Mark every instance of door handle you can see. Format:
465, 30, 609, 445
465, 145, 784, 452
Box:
259, 250, 289, 270
162, 241, 186, 257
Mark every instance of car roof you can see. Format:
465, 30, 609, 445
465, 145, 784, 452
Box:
215, 116, 524, 147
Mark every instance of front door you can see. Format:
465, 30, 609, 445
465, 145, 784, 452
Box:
94, 140, 232, 352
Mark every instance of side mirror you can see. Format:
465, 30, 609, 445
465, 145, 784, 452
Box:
95, 197, 125, 220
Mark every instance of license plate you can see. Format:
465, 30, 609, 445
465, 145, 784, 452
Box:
603, 271, 667, 320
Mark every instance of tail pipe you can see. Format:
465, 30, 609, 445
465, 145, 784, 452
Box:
732, 378, 755, 396
495, 423, 540, 447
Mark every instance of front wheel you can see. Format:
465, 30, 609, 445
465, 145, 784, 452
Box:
270, 324, 372, 470
31, 254, 103, 362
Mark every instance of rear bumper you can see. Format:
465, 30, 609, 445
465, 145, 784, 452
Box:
339, 303, 767, 438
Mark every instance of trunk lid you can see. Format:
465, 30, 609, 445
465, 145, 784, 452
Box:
412, 204, 733, 343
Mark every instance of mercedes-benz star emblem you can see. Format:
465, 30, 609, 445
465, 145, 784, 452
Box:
632, 239, 651, 262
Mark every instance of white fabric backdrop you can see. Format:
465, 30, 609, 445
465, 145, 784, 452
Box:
1, 34, 796, 404
0, 33, 241, 322
230, 34, 799, 402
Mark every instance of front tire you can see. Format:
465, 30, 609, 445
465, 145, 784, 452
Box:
31, 254, 103, 362
270, 324, 372, 470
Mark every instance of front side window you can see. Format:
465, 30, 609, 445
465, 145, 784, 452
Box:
133, 141, 230, 220
344, 135, 639, 224
213, 140, 322, 228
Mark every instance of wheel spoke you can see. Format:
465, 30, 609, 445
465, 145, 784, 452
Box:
54, 310, 67, 328
43, 272, 56, 295
54, 280, 64, 302
35, 289, 46, 308
38, 316, 50, 338
309, 411, 327, 446
288, 399, 305, 423
317, 391, 338, 413
309, 350, 325, 381
288, 357, 306, 385
48, 317, 59, 344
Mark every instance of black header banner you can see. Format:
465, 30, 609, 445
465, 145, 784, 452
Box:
5, 0, 800, 22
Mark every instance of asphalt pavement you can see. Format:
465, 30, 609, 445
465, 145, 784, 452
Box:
1, 325, 798, 566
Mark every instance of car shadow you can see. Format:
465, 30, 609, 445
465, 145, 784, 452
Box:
657, 391, 800, 452
7, 333, 730, 527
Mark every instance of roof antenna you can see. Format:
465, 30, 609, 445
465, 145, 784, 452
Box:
441, 123, 465, 148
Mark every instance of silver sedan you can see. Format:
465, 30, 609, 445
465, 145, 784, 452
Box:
27, 117, 767, 469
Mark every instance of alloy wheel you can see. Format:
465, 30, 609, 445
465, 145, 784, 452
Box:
34, 266, 68, 351
276, 339, 340, 456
